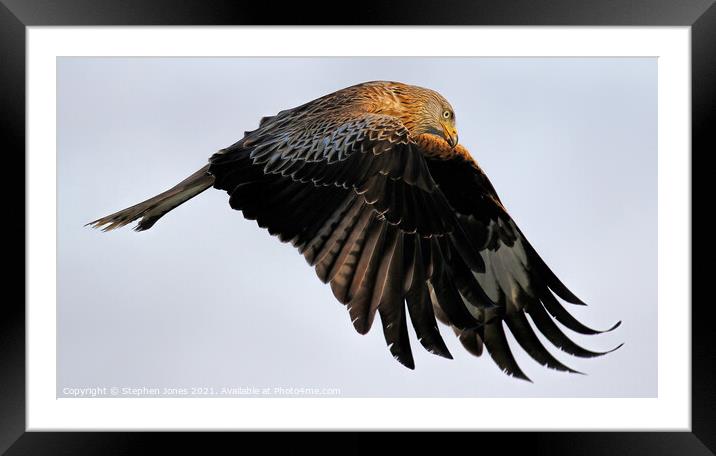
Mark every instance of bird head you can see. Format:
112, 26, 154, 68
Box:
434, 104, 459, 149
394, 85, 459, 148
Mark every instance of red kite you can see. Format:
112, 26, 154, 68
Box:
89, 81, 620, 380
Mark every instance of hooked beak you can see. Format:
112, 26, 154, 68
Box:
443, 125, 459, 148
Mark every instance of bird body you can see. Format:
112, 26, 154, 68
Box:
89, 81, 619, 380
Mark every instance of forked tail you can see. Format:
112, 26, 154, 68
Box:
86, 165, 215, 232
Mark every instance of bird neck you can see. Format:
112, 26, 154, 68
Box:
414, 133, 476, 165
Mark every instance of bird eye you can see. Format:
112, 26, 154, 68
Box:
443, 110, 451, 119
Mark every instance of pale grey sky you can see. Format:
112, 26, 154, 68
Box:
58, 57, 656, 397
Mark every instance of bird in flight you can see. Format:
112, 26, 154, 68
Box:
88, 81, 620, 380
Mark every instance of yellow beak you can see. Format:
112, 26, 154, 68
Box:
443, 124, 459, 148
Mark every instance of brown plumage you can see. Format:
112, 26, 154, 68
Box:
88, 81, 620, 380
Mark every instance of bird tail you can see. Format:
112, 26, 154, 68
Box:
86, 165, 215, 232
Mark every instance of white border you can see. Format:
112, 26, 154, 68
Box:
27, 27, 691, 430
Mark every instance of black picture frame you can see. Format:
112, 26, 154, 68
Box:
3, 0, 711, 453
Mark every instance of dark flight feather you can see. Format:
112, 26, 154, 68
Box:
527, 301, 623, 358
505, 311, 581, 374
484, 321, 531, 381
377, 233, 415, 369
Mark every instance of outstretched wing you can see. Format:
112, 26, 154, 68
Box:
418, 135, 621, 380
208, 94, 618, 378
